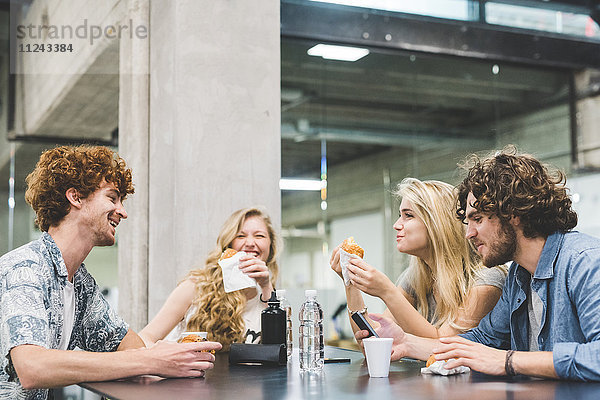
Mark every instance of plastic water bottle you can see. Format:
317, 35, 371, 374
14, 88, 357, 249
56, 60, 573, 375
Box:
276, 289, 293, 359
299, 289, 324, 372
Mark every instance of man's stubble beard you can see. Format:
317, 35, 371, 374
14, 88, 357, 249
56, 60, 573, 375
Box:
482, 220, 517, 267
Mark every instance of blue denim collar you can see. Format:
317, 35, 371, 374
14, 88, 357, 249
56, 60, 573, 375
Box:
514, 231, 563, 289
534, 231, 563, 279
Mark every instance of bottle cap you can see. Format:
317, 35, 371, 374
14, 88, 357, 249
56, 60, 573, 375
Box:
276, 289, 286, 299
305, 289, 317, 298
267, 291, 280, 305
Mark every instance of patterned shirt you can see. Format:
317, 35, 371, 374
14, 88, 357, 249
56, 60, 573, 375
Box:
0, 233, 129, 399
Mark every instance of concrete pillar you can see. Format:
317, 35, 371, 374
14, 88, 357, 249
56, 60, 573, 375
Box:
119, 0, 281, 327
576, 70, 600, 168
118, 0, 150, 330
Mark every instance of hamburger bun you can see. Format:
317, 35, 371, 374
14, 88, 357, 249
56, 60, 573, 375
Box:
180, 334, 206, 343
179, 333, 215, 353
426, 354, 437, 367
341, 237, 364, 258
219, 248, 238, 261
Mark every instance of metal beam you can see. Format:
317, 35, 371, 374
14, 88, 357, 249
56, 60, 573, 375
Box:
7, 128, 118, 147
281, 123, 495, 148
281, 1, 600, 70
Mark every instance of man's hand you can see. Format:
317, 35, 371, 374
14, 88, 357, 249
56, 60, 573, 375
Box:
354, 313, 409, 361
433, 336, 507, 375
147, 340, 223, 378
9, 339, 223, 389
347, 259, 396, 299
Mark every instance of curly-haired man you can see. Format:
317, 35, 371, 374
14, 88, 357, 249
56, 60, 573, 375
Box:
0, 146, 221, 399
355, 146, 600, 381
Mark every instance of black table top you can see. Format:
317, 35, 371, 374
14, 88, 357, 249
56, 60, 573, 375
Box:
80, 347, 600, 400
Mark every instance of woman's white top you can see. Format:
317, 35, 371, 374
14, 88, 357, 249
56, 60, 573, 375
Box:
165, 292, 264, 344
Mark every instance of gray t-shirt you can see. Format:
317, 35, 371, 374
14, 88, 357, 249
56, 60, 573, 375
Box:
399, 265, 507, 324
527, 280, 544, 351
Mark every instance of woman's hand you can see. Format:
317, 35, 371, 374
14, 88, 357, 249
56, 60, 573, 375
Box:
329, 245, 344, 280
355, 313, 409, 361
239, 255, 272, 291
347, 258, 396, 300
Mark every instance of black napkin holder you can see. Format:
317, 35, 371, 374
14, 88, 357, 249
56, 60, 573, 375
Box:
229, 343, 287, 366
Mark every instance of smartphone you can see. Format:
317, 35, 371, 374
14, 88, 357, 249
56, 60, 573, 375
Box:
324, 358, 351, 364
351, 312, 379, 338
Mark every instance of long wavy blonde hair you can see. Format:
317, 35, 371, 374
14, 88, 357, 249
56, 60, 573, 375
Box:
184, 207, 280, 349
396, 178, 485, 332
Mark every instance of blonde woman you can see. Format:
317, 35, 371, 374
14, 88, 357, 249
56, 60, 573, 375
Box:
330, 178, 506, 340
140, 207, 281, 350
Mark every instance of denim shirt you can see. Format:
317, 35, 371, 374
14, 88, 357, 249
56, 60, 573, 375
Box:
0, 233, 129, 399
461, 231, 600, 381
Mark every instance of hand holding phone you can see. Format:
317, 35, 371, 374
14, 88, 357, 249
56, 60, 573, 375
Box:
351, 312, 379, 338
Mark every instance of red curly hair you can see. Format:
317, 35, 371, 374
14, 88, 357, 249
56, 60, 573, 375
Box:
25, 145, 134, 231
456, 146, 577, 238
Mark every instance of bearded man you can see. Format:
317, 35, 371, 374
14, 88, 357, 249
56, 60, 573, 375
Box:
356, 147, 600, 381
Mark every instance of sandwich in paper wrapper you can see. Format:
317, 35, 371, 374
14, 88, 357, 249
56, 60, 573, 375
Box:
218, 249, 256, 293
421, 355, 470, 375
339, 237, 364, 286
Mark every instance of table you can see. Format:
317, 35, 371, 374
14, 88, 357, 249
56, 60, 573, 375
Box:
80, 347, 600, 400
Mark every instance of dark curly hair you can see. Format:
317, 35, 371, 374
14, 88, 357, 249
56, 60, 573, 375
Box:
25, 145, 134, 231
456, 146, 577, 238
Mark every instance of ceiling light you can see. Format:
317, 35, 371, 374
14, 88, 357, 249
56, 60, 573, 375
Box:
281, 88, 304, 102
280, 178, 325, 191
307, 44, 369, 62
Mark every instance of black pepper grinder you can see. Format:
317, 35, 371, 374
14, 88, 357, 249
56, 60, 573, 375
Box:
261, 291, 287, 347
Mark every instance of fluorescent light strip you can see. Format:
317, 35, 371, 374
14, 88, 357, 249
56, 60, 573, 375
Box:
280, 178, 325, 191
307, 44, 369, 62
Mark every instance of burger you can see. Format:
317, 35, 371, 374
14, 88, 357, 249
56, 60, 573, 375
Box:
341, 237, 364, 258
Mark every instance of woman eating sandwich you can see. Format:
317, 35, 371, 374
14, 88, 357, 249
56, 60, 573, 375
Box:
330, 178, 506, 343
140, 207, 281, 350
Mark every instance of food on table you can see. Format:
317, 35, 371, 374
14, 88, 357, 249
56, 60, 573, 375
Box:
179, 333, 215, 353
426, 354, 447, 367
179, 334, 206, 343
426, 354, 436, 367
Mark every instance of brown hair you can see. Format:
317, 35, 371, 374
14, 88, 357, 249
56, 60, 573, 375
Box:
184, 207, 281, 350
25, 145, 134, 231
456, 145, 577, 238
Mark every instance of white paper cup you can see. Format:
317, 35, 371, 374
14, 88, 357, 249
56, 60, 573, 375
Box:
363, 337, 393, 378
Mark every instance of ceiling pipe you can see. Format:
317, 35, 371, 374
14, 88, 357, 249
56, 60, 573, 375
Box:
281, 122, 495, 148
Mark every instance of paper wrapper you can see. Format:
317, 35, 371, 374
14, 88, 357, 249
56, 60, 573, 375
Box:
218, 251, 257, 293
339, 249, 361, 286
421, 360, 470, 375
